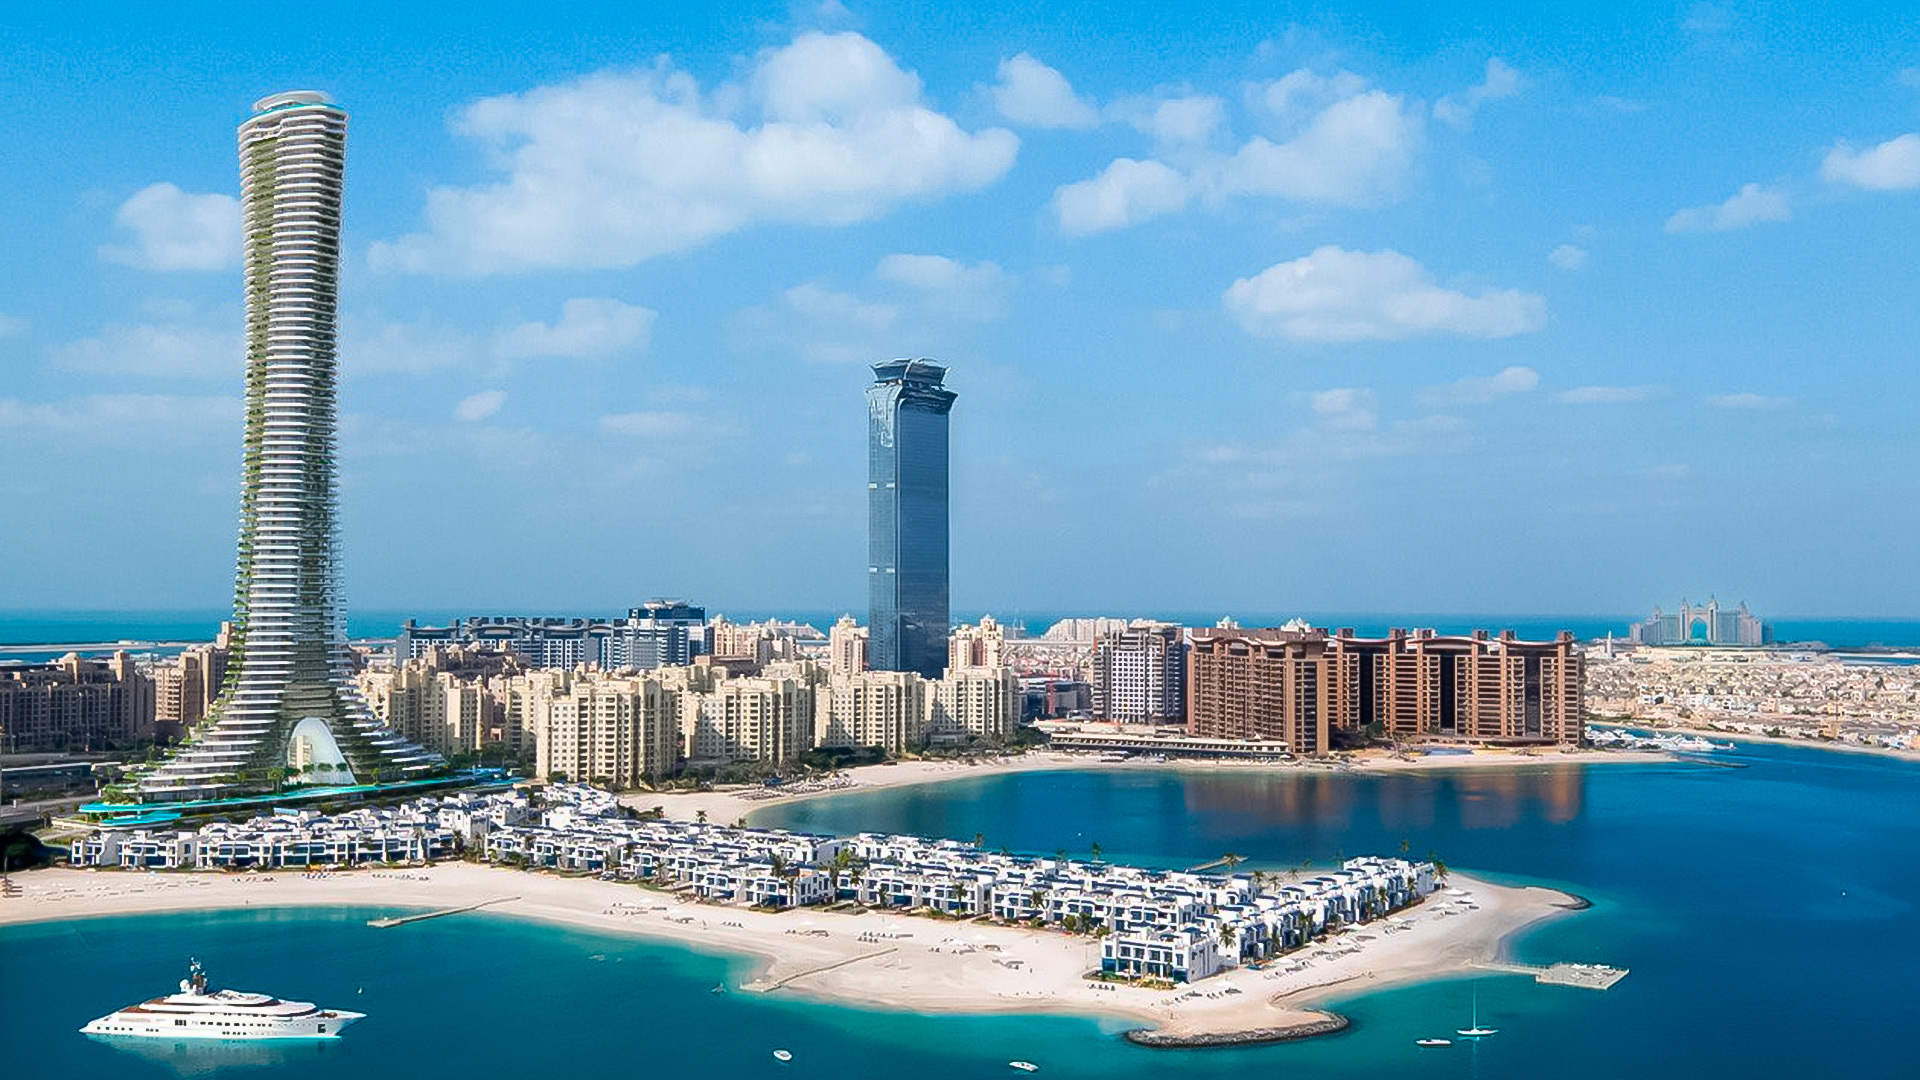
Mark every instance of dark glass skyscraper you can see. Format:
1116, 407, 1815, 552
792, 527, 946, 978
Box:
867, 359, 956, 678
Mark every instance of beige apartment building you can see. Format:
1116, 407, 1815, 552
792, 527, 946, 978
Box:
152, 641, 229, 740
829, 615, 869, 676
536, 677, 680, 787
948, 615, 1006, 671
818, 669, 928, 753
929, 666, 1020, 743
683, 673, 815, 765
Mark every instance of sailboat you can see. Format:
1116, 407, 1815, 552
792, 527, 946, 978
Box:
1456, 988, 1498, 1038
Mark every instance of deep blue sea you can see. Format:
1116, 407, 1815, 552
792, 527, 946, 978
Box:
4, 742, 1915, 1078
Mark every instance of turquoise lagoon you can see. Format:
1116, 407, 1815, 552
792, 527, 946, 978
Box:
4, 741, 1915, 1078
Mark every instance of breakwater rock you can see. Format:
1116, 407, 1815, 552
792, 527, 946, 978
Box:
1124, 1013, 1350, 1048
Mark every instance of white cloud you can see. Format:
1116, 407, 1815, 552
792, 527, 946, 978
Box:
0, 394, 240, 443
1113, 94, 1227, 146
989, 54, 1099, 129
341, 317, 475, 376
1556, 385, 1653, 404
1052, 158, 1192, 234
1418, 366, 1539, 408
1706, 392, 1791, 409
454, 390, 507, 422
1820, 133, 1920, 191
732, 282, 899, 365
1665, 182, 1791, 233
1053, 73, 1422, 234
1253, 70, 1368, 117
1304, 387, 1377, 430
371, 33, 1019, 274
874, 254, 1010, 320
732, 252, 1014, 363
0, 313, 28, 337
99, 183, 241, 271
1223, 246, 1547, 344
1548, 244, 1589, 270
495, 298, 656, 359
1219, 90, 1421, 204
1434, 58, 1523, 130
600, 410, 742, 438
48, 321, 239, 379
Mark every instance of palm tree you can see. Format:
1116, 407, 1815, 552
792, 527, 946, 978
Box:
1218, 923, 1238, 954
1220, 852, 1243, 871
695, 809, 708, 824
1090, 841, 1103, 862
973, 832, 986, 849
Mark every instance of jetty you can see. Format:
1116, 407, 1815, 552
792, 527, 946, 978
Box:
747, 947, 898, 992
368, 895, 518, 928
1475, 960, 1629, 989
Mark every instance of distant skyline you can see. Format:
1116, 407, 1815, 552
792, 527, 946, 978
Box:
3, 3, 1917, 617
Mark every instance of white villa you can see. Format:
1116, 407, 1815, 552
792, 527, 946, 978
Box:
70, 783, 1436, 983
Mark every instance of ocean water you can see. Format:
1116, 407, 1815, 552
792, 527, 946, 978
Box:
5, 609, 1920, 653
3, 742, 1915, 1078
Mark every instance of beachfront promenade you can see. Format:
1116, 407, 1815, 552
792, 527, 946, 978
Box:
63, 782, 1436, 985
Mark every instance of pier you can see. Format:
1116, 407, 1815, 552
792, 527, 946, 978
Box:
1475, 961, 1629, 989
748, 947, 898, 992
367, 896, 518, 928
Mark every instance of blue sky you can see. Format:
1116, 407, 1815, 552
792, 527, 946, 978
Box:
2, 2, 1916, 618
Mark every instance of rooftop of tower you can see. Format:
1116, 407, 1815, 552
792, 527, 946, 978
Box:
871, 358, 948, 385
252, 90, 335, 113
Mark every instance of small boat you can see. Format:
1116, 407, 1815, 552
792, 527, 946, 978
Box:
711, 983, 727, 994
1416, 1038, 1452, 1048
773, 1049, 793, 1062
1009, 1062, 1040, 1073
1455, 989, 1498, 1038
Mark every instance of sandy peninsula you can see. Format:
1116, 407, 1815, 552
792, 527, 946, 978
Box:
629, 747, 1674, 826
0, 862, 1580, 1043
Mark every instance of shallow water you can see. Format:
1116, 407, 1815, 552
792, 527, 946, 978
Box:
4, 741, 1914, 1078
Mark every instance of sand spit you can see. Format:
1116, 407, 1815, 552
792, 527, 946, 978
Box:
1, 862, 1577, 1045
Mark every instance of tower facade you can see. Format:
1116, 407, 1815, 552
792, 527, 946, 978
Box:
138, 92, 439, 800
866, 359, 956, 679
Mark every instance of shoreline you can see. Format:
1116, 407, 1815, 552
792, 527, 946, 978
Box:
623, 747, 1675, 825
1653, 724, 1920, 763
0, 862, 1580, 1045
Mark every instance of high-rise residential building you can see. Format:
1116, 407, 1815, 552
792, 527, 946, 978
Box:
153, 637, 231, 741
535, 676, 681, 787
1630, 598, 1769, 646
1186, 625, 1585, 753
683, 673, 815, 765
928, 667, 1020, 743
818, 670, 929, 754
829, 615, 869, 677
0, 653, 153, 753
1093, 622, 1188, 723
948, 615, 1006, 671
136, 92, 438, 800
867, 359, 956, 679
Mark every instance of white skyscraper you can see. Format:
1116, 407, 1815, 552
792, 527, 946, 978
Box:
138, 92, 438, 800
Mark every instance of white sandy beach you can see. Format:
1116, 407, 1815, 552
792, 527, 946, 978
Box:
0, 861, 1577, 1040
627, 747, 1674, 826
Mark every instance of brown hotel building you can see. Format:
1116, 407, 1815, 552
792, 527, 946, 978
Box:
1186, 626, 1583, 754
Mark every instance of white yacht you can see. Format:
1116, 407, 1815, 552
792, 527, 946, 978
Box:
82, 960, 364, 1040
